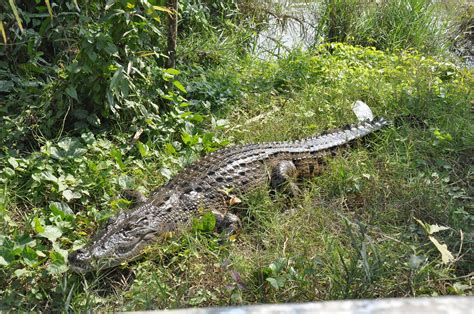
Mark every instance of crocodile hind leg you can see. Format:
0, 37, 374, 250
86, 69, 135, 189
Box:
270, 160, 301, 197
212, 210, 242, 236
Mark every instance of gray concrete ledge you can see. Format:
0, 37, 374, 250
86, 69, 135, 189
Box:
127, 296, 473, 314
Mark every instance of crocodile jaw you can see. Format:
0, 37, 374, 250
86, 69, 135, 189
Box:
68, 200, 179, 273
68, 249, 93, 273
68, 247, 126, 273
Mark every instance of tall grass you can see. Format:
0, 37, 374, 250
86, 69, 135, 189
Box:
317, 0, 448, 53
317, 0, 363, 43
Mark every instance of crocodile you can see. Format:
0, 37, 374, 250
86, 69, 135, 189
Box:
68, 102, 389, 273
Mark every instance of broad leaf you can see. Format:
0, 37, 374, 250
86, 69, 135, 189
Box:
266, 277, 279, 289
7, 157, 18, 169
62, 189, 81, 202
111, 148, 125, 170
14, 268, 31, 278
172, 80, 187, 93
47, 250, 68, 274
41, 171, 58, 183
428, 236, 454, 264
39, 225, 62, 243
266, 277, 285, 290
165, 68, 180, 75
49, 202, 74, 217
136, 141, 149, 158
22, 246, 39, 267
428, 224, 450, 234
33, 217, 45, 233
65, 86, 78, 101
0, 255, 9, 266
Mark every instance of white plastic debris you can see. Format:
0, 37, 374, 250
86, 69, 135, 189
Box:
352, 100, 374, 122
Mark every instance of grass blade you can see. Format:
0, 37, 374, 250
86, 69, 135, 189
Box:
45, 0, 53, 19
0, 21, 7, 44
8, 0, 23, 32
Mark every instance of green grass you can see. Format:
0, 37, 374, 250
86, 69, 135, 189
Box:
316, 0, 457, 54
1, 42, 472, 311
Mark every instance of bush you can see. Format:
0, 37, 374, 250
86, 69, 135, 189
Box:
1, 43, 472, 311
317, 0, 449, 53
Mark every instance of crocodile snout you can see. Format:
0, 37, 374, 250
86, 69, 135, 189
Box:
68, 248, 92, 273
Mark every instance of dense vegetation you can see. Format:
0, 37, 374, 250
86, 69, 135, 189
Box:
0, 0, 472, 311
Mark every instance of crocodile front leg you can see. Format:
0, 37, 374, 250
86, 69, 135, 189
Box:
212, 209, 242, 235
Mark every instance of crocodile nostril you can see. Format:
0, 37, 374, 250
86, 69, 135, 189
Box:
68, 249, 86, 263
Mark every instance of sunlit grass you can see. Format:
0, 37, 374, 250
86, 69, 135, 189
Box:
1, 35, 472, 314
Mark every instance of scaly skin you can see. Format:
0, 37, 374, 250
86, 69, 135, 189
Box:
68, 118, 388, 273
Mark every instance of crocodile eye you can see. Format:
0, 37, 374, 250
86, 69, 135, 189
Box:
117, 246, 129, 255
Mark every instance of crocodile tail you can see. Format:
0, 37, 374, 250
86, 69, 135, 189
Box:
305, 117, 389, 151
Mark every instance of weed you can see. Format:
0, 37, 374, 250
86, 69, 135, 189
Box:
0, 0, 472, 310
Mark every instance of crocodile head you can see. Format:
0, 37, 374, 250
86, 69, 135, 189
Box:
68, 194, 181, 273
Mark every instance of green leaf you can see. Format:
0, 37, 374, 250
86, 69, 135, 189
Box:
57, 137, 86, 158
50, 147, 63, 159
7, 157, 18, 169
201, 212, 216, 232
65, 86, 78, 101
36, 250, 46, 258
0, 255, 9, 266
111, 148, 125, 170
136, 141, 149, 158
266, 277, 280, 290
62, 189, 81, 202
160, 168, 172, 180
47, 250, 68, 274
22, 246, 39, 267
181, 132, 197, 146
117, 175, 133, 189
192, 212, 216, 232
81, 132, 95, 145
164, 68, 180, 75
152, 5, 173, 14
33, 217, 45, 233
49, 202, 74, 217
111, 198, 131, 210
172, 80, 187, 93
164, 143, 176, 155
182, 112, 203, 123
41, 171, 59, 183
52, 242, 68, 259
39, 225, 62, 243
14, 268, 31, 278
110, 67, 124, 90
3, 167, 15, 177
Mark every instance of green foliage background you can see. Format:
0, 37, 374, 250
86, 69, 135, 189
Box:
0, 0, 472, 311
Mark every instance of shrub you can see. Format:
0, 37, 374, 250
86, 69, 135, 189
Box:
316, 0, 449, 53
